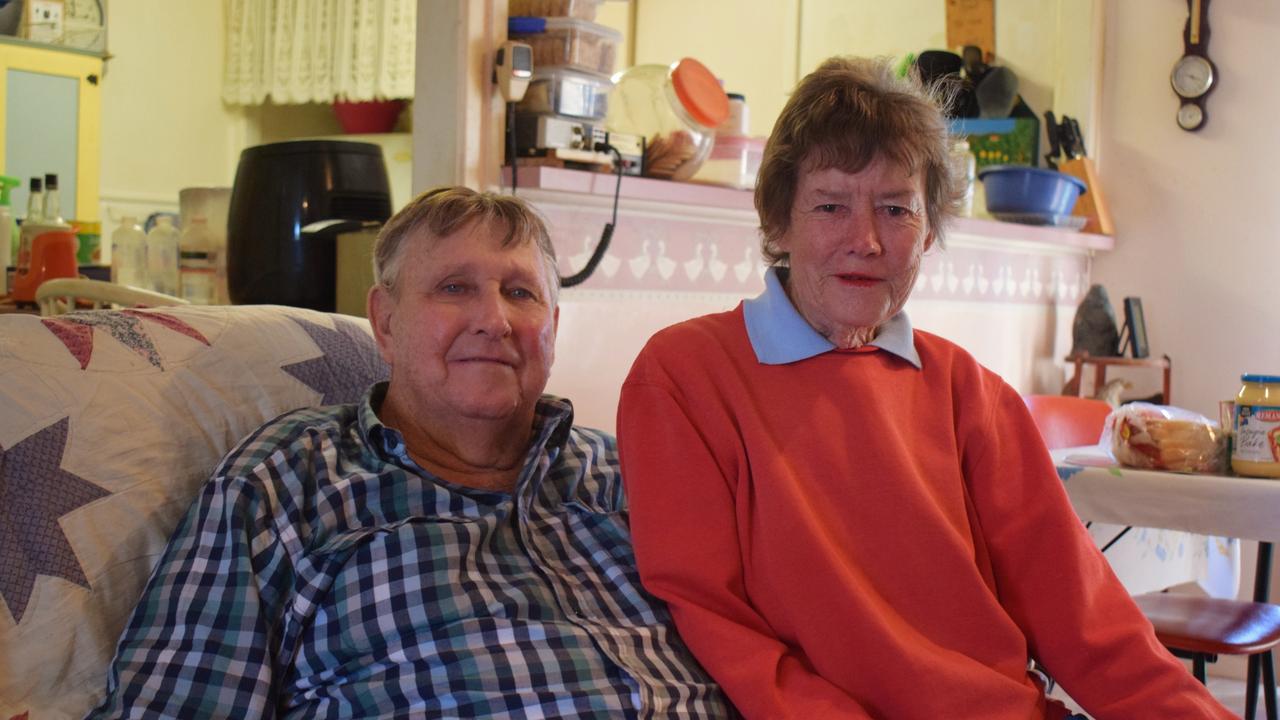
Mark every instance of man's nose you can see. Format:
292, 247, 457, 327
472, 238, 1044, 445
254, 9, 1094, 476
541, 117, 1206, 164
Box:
471, 289, 513, 336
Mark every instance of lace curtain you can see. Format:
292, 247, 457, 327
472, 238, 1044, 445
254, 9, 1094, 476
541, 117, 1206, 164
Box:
223, 0, 416, 104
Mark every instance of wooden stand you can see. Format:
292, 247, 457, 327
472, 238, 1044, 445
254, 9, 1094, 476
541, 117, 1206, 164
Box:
1064, 352, 1173, 403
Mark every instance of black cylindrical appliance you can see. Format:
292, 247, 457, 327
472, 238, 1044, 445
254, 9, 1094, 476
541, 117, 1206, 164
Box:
227, 140, 392, 311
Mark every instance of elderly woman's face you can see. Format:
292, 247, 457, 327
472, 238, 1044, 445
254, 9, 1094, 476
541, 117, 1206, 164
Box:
777, 156, 934, 347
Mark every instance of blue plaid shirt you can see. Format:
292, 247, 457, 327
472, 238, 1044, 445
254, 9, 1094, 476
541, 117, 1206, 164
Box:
89, 384, 730, 718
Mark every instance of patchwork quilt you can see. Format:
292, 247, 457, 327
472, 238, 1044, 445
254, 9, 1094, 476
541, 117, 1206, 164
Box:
0, 305, 388, 719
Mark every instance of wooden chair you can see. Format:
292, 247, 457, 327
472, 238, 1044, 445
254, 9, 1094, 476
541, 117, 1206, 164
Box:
1024, 393, 1280, 719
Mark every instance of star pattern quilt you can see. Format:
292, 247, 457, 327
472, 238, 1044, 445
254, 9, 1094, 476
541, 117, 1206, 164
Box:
0, 305, 388, 718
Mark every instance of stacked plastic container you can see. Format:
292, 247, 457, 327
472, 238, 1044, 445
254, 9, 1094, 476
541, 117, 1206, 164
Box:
690, 91, 767, 190
508, 0, 619, 148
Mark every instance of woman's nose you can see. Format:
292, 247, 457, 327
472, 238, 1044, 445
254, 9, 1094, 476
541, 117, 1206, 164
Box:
847, 219, 883, 257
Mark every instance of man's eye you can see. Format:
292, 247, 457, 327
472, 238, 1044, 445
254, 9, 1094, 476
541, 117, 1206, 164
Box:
508, 287, 535, 300
440, 283, 466, 294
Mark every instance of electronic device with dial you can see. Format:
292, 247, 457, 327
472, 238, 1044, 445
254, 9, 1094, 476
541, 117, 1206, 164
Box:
1171, 0, 1215, 131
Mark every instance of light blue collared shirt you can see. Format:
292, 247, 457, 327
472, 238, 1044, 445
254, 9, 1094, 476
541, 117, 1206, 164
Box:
742, 266, 922, 368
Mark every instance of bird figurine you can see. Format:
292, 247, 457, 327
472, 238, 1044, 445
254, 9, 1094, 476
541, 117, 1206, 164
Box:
1094, 378, 1133, 408
1071, 284, 1121, 357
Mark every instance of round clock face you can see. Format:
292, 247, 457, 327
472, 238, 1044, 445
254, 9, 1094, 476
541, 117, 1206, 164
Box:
1171, 55, 1215, 99
1177, 103, 1205, 131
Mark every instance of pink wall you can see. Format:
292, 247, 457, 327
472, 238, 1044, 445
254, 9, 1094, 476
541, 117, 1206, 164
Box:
527, 171, 1096, 431
1092, 1, 1280, 418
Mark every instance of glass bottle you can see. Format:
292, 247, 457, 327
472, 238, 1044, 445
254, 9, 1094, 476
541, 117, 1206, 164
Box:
950, 139, 977, 217
111, 216, 148, 289
146, 216, 181, 296
15, 177, 43, 275
178, 216, 217, 304
43, 173, 64, 225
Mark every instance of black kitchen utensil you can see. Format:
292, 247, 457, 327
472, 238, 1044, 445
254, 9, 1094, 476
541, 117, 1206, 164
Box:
976, 66, 1018, 118
1069, 117, 1087, 157
962, 45, 989, 82
1058, 116, 1079, 159
1044, 110, 1061, 169
915, 50, 977, 118
915, 50, 963, 84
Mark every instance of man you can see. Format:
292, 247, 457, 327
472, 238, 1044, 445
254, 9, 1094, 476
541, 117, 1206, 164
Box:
89, 187, 730, 718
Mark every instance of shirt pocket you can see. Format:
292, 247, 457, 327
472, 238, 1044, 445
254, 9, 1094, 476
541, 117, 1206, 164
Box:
528, 503, 667, 627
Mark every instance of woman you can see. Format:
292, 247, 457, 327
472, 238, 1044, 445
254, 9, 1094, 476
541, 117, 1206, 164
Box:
616, 57, 1232, 719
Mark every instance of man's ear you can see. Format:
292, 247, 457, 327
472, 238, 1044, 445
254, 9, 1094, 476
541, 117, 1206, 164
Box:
367, 284, 396, 366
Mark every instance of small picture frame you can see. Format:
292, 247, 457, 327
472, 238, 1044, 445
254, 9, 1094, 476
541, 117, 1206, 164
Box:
1123, 297, 1149, 359
21, 0, 64, 44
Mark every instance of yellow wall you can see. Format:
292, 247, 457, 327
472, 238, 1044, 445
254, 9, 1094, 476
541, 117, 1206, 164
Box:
99, 0, 244, 217
95, 0, 1100, 219
627, 0, 1100, 143
595, 1, 634, 70
630, 0, 799, 138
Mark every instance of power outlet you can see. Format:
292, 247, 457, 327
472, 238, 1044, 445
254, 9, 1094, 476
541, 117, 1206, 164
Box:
24, 0, 66, 44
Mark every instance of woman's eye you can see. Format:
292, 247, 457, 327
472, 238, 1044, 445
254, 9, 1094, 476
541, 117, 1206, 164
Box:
815, 204, 841, 213
882, 205, 914, 218
440, 283, 466, 294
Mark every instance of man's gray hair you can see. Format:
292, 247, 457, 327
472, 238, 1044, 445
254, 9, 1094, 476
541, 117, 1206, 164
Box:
373, 186, 560, 304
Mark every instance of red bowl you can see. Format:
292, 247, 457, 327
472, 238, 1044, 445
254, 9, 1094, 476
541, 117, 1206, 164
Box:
331, 99, 406, 134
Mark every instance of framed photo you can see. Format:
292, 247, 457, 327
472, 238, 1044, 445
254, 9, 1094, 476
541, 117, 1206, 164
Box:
21, 0, 64, 44
1123, 297, 1149, 359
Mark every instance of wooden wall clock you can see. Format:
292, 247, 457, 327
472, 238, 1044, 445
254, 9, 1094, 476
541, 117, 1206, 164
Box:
1171, 0, 1216, 131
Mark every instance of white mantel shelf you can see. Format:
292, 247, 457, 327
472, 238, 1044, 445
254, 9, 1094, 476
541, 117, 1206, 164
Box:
501, 166, 1115, 255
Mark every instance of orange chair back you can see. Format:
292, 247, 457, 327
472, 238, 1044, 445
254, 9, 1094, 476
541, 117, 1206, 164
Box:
1023, 395, 1113, 449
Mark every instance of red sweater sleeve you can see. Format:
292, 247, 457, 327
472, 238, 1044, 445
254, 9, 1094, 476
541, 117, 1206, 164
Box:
960, 377, 1234, 718
618, 380, 874, 718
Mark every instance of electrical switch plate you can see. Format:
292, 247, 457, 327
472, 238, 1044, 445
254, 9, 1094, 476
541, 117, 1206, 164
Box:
23, 0, 65, 44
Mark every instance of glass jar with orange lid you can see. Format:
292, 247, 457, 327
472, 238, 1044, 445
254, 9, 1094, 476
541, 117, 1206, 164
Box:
606, 58, 730, 181
1232, 374, 1280, 478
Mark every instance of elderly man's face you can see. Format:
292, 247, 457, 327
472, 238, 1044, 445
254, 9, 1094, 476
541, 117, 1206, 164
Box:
777, 156, 934, 346
370, 221, 558, 425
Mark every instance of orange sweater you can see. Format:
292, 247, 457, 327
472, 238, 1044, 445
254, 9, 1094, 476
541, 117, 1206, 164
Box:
617, 306, 1232, 719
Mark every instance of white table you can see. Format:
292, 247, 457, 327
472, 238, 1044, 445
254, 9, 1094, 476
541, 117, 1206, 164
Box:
1055, 445, 1280, 543
1055, 444, 1280, 717
1053, 445, 1245, 600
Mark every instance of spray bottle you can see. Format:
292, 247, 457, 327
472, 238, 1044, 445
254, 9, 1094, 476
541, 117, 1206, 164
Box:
0, 175, 19, 295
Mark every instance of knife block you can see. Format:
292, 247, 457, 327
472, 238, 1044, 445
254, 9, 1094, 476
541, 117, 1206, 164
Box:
1060, 157, 1114, 235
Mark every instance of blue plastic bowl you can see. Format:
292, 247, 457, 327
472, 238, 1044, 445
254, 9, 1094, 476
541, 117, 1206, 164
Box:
977, 165, 1087, 216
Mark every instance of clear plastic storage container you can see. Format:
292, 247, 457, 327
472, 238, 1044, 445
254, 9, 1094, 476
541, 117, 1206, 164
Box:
691, 135, 766, 190
509, 0, 603, 21
606, 58, 730, 181
508, 16, 620, 75
517, 67, 613, 120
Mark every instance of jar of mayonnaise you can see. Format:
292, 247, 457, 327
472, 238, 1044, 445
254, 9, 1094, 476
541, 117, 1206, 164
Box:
1232, 374, 1280, 478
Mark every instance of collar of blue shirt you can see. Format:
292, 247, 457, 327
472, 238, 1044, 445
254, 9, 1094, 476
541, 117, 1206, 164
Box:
742, 266, 922, 368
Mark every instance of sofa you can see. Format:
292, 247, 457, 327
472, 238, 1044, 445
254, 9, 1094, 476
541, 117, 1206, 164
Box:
0, 304, 389, 719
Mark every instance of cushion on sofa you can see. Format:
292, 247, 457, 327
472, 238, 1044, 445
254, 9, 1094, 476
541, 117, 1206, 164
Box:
0, 305, 388, 719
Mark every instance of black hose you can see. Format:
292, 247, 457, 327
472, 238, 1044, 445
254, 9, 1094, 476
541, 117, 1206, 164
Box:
560, 143, 623, 288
